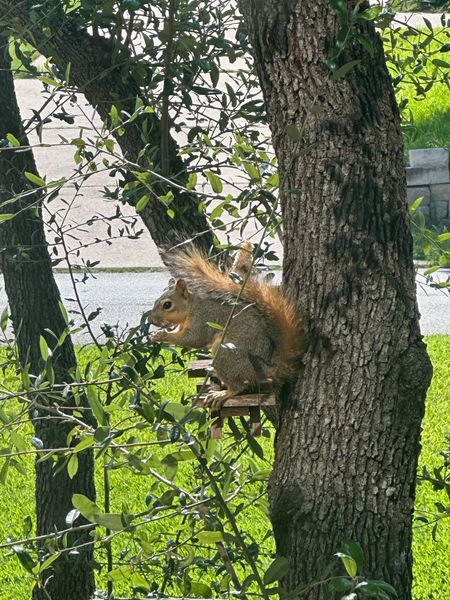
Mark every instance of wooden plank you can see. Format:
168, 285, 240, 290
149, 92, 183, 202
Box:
187, 359, 213, 378
220, 407, 250, 417
219, 393, 275, 407
192, 393, 276, 408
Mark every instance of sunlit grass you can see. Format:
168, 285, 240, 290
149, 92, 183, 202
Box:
0, 338, 448, 599
383, 27, 450, 153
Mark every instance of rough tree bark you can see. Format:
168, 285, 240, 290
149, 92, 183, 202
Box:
239, 2, 432, 597
0, 39, 95, 600
0, 0, 214, 253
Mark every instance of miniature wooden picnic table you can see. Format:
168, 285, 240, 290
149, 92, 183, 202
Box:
187, 359, 276, 438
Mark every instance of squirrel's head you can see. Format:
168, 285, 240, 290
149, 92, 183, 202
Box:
148, 278, 192, 328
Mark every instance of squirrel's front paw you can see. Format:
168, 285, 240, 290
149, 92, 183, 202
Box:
204, 389, 235, 411
148, 330, 166, 343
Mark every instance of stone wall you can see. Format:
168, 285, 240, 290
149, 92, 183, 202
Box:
406, 148, 450, 228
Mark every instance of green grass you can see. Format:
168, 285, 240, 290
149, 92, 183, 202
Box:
0, 337, 449, 599
400, 79, 450, 152
412, 335, 450, 599
383, 28, 450, 153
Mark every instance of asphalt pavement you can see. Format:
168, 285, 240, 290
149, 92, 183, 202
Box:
0, 270, 448, 344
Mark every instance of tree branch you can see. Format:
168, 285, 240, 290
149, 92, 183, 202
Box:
0, 0, 214, 254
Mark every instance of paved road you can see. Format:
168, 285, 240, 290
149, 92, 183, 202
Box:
1, 270, 449, 344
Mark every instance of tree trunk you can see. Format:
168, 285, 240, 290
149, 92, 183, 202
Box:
0, 1, 214, 255
0, 39, 95, 600
239, 2, 432, 597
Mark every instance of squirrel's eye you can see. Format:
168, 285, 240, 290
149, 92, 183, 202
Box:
163, 301, 172, 310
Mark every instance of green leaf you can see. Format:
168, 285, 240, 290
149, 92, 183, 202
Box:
285, 123, 301, 142
110, 105, 120, 127
162, 454, 178, 481
86, 385, 106, 426
251, 469, 271, 480
210, 203, 224, 221
263, 556, 289, 585
105, 138, 115, 152
207, 321, 224, 331
196, 531, 224, 545
330, 0, 348, 22
356, 34, 374, 57
72, 493, 99, 522
187, 172, 197, 190
328, 577, 353, 592
339, 540, 364, 572
360, 579, 397, 596
266, 172, 279, 187
11, 431, 28, 452
331, 59, 361, 80
107, 566, 132, 582
335, 553, 357, 577
12, 546, 36, 574
73, 437, 95, 453
189, 582, 212, 598
438, 232, 450, 243
39, 552, 60, 572
96, 513, 127, 531
65, 62, 71, 83
163, 402, 189, 421
67, 454, 78, 479
6, 133, 20, 147
225, 82, 237, 106
0, 458, 10, 485
424, 265, 440, 276
408, 196, 424, 215
0, 306, 8, 332
23, 515, 33, 536
244, 162, 260, 181
206, 171, 223, 193
59, 301, 69, 325
132, 571, 149, 589
210, 62, 219, 87
248, 435, 265, 459
136, 194, 150, 212
39, 335, 49, 361
358, 6, 382, 20
432, 59, 450, 69
40, 76, 60, 87
159, 190, 174, 205
0, 214, 15, 223
25, 171, 46, 187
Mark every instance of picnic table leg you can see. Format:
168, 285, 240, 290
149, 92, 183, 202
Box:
211, 410, 223, 438
249, 406, 261, 436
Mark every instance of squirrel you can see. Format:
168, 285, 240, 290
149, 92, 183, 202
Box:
148, 243, 303, 410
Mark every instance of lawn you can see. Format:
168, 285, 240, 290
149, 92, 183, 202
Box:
0, 336, 449, 599
383, 27, 450, 153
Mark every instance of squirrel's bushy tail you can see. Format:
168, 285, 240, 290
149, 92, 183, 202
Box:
165, 246, 304, 380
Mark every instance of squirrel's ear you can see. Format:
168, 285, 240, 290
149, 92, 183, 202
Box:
175, 278, 189, 297
168, 277, 176, 287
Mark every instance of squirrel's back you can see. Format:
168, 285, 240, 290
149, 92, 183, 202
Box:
165, 247, 303, 380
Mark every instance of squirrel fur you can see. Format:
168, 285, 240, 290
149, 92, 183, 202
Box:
148, 244, 303, 409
